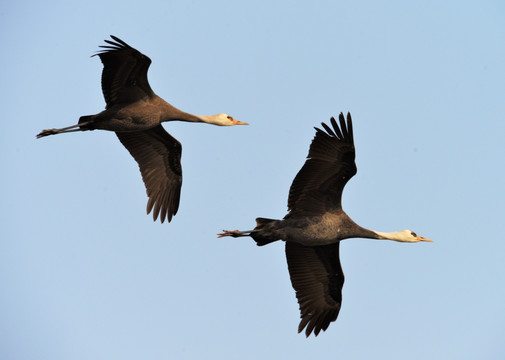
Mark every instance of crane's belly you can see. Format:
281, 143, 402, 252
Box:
93, 116, 161, 131
282, 215, 344, 246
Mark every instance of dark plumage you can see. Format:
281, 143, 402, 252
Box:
218, 113, 431, 336
37, 35, 247, 223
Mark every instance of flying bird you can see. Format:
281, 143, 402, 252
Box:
37, 35, 247, 223
218, 113, 431, 337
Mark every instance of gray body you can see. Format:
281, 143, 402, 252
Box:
253, 210, 379, 246
81, 96, 202, 132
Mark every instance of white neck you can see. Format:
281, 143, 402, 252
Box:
374, 231, 414, 242
197, 115, 223, 125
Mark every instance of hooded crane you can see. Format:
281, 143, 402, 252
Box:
218, 113, 431, 337
37, 35, 247, 223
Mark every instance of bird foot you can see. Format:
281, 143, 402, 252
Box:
36, 129, 58, 138
217, 229, 248, 238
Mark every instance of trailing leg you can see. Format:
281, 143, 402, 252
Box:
217, 218, 283, 246
36, 115, 95, 138
217, 229, 253, 238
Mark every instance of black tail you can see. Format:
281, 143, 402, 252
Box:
251, 217, 281, 246
78, 115, 94, 130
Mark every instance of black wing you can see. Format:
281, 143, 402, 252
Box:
285, 242, 344, 337
286, 113, 356, 217
116, 125, 182, 223
94, 35, 155, 108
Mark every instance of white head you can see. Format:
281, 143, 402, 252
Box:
198, 113, 248, 126
375, 230, 432, 243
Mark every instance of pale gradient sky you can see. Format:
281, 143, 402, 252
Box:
2, 1, 505, 359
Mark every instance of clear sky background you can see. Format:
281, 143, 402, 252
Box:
2, 1, 504, 359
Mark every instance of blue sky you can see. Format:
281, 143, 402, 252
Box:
2, 1, 505, 359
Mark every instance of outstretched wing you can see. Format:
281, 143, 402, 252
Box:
94, 35, 155, 108
116, 125, 182, 223
285, 242, 344, 337
286, 112, 356, 218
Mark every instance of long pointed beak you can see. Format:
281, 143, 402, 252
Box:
232, 119, 248, 125
417, 236, 433, 242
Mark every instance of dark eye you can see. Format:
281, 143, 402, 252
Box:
227, 116, 232, 120
411, 232, 417, 237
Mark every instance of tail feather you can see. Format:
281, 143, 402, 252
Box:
255, 217, 277, 227
251, 217, 281, 246
78, 115, 94, 130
